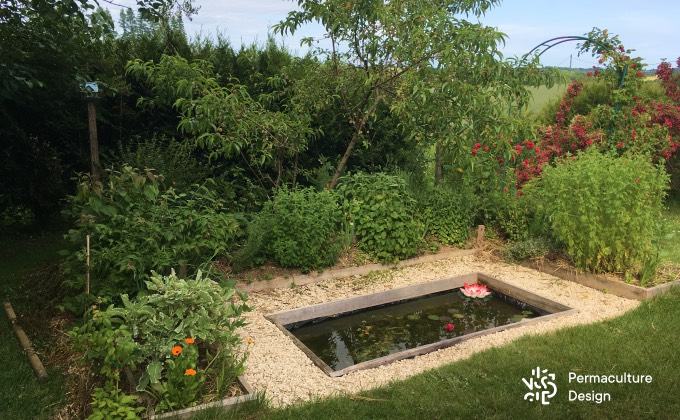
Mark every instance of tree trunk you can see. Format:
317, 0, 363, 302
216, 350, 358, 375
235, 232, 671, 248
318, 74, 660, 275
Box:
327, 97, 382, 190
434, 142, 443, 185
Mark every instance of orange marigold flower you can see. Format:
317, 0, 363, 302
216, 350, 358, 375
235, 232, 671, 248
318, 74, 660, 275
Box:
185, 337, 195, 345
185, 368, 197, 376
247, 338, 254, 345
171, 346, 183, 356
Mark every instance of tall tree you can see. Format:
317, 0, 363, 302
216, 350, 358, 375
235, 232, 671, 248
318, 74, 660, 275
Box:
275, 0, 535, 189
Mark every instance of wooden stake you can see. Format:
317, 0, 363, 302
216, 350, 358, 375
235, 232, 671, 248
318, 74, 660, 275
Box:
477, 225, 486, 246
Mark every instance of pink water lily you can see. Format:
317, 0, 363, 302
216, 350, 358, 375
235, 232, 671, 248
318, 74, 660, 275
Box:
445, 323, 455, 331
460, 282, 492, 299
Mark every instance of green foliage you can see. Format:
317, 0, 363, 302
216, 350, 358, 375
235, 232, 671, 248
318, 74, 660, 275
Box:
230, 213, 270, 271
525, 149, 669, 272
71, 270, 249, 414
61, 166, 240, 308
109, 135, 213, 190
267, 187, 342, 270
89, 384, 145, 420
420, 185, 477, 246
337, 173, 424, 262
502, 237, 552, 262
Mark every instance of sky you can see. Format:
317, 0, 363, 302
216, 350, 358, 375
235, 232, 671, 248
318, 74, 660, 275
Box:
102, 0, 679, 69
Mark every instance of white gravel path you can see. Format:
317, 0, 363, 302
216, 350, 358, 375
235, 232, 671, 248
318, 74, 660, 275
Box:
239, 254, 639, 407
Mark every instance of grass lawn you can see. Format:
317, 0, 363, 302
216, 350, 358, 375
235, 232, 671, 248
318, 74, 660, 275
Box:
0, 232, 69, 420
206, 288, 680, 420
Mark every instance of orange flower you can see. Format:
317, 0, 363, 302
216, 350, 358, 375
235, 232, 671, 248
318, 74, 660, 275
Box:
247, 338, 254, 345
185, 337, 195, 345
185, 368, 197, 376
171, 346, 183, 356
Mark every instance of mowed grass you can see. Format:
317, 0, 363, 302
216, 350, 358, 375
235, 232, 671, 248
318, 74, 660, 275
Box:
208, 287, 680, 420
0, 233, 68, 420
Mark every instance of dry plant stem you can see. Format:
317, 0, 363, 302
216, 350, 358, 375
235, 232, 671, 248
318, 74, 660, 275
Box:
3, 301, 49, 382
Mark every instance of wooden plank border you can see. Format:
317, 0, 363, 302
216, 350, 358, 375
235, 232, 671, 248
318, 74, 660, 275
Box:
266, 273, 577, 377
520, 259, 680, 301
237, 249, 477, 293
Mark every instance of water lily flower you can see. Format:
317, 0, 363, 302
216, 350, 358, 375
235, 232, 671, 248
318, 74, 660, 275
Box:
445, 323, 454, 331
460, 282, 492, 299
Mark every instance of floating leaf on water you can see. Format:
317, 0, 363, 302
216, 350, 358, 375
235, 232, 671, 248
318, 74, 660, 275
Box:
407, 314, 421, 321
511, 315, 525, 323
447, 308, 459, 314
427, 315, 440, 321
453, 314, 465, 319
522, 310, 533, 316
439, 315, 452, 322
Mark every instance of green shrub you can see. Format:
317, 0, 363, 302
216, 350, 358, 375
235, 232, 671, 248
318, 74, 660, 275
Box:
502, 237, 552, 262
267, 187, 342, 270
71, 270, 249, 415
337, 173, 424, 262
525, 149, 669, 272
110, 135, 214, 190
62, 166, 240, 308
230, 212, 270, 271
421, 185, 477, 246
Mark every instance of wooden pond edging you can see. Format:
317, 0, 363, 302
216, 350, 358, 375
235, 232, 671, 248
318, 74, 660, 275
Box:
266, 272, 578, 377
237, 248, 477, 293
520, 259, 680, 301
149, 376, 257, 419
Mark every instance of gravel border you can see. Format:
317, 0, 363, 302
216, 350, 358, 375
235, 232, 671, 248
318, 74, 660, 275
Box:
239, 255, 639, 407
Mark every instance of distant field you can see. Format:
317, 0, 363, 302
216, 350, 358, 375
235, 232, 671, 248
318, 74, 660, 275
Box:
526, 84, 568, 115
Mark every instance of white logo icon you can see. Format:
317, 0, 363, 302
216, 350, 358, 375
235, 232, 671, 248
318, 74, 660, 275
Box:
522, 367, 557, 405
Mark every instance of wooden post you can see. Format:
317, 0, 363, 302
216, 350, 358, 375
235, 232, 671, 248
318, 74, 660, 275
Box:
87, 99, 100, 182
477, 225, 486, 246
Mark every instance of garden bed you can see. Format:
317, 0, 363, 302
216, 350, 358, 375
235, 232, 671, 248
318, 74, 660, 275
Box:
520, 258, 680, 301
150, 376, 256, 419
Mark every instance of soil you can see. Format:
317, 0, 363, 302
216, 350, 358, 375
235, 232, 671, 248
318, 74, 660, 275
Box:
239, 253, 640, 408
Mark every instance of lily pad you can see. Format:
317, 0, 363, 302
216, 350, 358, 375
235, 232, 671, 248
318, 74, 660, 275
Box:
511, 315, 525, 323
439, 315, 452, 322
447, 308, 459, 314
453, 313, 466, 319
522, 310, 533, 316
406, 314, 421, 321
427, 314, 440, 321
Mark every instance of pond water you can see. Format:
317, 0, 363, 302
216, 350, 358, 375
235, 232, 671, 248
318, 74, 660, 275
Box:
286, 290, 546, 371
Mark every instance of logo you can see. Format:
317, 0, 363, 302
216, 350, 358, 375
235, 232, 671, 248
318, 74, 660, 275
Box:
522, 366, 557, 405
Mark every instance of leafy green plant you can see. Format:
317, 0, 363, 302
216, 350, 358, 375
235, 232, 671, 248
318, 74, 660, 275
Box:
89, 384, 145, 420
267, 187, 342, 270
71, 270, 249, 415
61, 166, 240, 310
502, 237, 552, 262
525, 149, 669, 272
420, 185, 477, 246
337, 173, 424, 262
